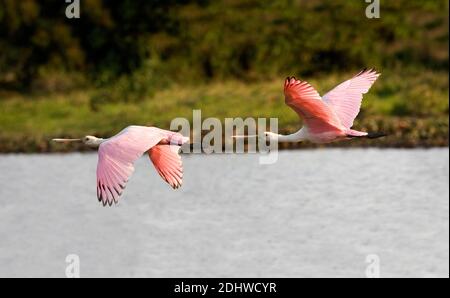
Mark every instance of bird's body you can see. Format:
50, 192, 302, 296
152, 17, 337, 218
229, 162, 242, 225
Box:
262, 69, 385, 144
53, 125, 189, 206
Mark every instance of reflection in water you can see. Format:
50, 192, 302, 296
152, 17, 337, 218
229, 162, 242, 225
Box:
0, 148, 448, 277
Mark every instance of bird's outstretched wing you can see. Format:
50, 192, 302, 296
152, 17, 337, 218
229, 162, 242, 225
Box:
322, 69, 380, 129
96, 126, 169, 206
284, 77, 343, 134
149, 144, 183, 189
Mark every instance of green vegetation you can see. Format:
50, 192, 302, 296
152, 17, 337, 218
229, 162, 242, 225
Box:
0, 69, 447, 152
0, 0, 448, 152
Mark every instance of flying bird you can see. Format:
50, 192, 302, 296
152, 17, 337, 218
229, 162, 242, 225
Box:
237, 69, 386, 143
53, 126, 189, 206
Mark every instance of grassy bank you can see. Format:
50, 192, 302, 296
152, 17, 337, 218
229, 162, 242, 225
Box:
0, 70, 448, 153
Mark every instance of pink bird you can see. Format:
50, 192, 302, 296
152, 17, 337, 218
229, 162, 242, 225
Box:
262, 69, 386, 143
53, 126, 189, 206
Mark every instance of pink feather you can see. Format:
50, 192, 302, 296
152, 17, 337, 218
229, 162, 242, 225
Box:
96, 126, 188, 206
322, 69, 380, 129
284, 77, 344, 135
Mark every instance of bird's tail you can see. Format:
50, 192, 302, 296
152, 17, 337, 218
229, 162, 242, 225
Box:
366, 132, 387, 139
169, 133, 190, 146
346, 130, 387, 139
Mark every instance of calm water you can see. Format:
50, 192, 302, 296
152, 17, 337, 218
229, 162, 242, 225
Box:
0, 148, 448, 278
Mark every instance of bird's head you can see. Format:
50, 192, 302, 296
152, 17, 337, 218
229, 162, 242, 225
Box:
82, 136, 103, 147
263, 131, 279, 142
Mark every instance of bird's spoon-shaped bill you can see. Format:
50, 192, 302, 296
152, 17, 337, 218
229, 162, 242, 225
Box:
231, 135, 259, 139
52, 138, 82, 143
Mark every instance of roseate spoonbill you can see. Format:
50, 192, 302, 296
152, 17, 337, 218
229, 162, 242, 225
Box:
237, 69, 386, 143
53, 126, 189, 206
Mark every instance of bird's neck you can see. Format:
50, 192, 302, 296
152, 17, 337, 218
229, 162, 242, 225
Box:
91, 137, 106, 147
275, 129, 306, 143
